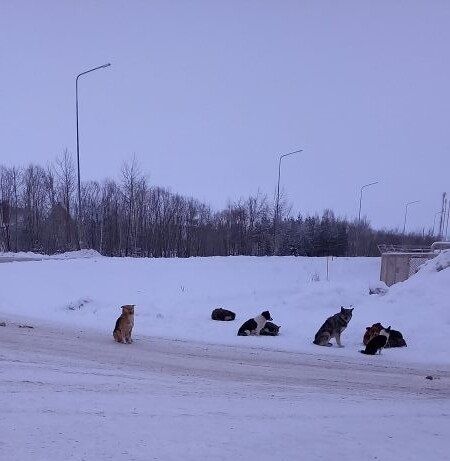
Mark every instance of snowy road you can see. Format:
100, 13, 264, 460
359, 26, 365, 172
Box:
1, 319, 449, 460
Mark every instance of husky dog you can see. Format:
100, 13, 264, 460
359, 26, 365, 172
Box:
360, 327, 391, 355
113, 305, 135, 344
313, 307, 354, 347
211, 308, 236, 321
237, 311, 272, 336
260, 321, 281, 336
364, 323, 406, 348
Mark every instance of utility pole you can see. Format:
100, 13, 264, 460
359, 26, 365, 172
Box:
433, 211, 444, 237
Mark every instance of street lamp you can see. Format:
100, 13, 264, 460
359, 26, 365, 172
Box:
445, 206, 450, 240
273, 149, 302, 254
358, 181, 379, 222
75, 62, 111, 225
403, 200, 420, 234
433, 211, 443, 236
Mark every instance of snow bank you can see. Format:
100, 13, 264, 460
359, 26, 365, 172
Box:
0, 253, 448, 366
419, 249, 450, 273
0, 249, 102, 260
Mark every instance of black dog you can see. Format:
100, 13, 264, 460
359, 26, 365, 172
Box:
386, 329, 407, 348
211, 308, 236, 321
237, 311, 272, 336
260, 321, 281, 336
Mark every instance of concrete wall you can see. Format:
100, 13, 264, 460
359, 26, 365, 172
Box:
380, 253, 435, 286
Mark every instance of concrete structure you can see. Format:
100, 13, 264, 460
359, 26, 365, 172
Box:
379, 242, 450, 286
380, 252, 435, 286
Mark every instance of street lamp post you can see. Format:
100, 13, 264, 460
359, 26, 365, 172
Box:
358, 181, 379, 222
403, 200, 420, 234
445, 205, 450, 240
75, 62, 111, 232
433, 211, 444, 237
273, 149, 302, 254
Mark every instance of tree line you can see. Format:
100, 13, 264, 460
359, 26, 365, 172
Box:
0, 154, 434, 257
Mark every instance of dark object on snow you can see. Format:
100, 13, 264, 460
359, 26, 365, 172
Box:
363, 323, 383, 345
363, 323, 407, 348
237, 311, 272, 336
387, 329, 407, 348
0, 321, 6, 327
369, 285, 388, 295
18, 324, 34, 329
425, 375, 434, 380
260, 321, 281, 336
313, 307, 354, 347
211, 308, 236, 321
360, 327, 391, 355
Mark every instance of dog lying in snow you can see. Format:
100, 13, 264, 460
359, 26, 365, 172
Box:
211, 308, 236, 321
363, 323, 407, 348
259, 321, 281, 336
237, 311, 272, 336
360, 326, 391, 355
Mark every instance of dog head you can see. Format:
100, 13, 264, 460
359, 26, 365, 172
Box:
266, 322, 280, 332
339, 306, 354, 322
261, 310, 273, 321
121, 305, 135, 316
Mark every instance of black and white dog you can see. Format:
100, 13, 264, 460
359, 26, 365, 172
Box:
360, 326, 391, 355
237, 311, 272, 336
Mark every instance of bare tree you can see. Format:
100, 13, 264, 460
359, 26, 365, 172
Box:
55, 150, 77, 248
0, 157, 434, 258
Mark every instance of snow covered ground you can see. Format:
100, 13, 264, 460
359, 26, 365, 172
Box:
1, 252, 449, 365
1, 321, 449, 461
1, 252, 449, 460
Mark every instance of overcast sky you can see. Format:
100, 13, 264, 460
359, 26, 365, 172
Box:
1, 1, 449, 232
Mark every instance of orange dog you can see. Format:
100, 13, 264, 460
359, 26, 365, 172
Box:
113, 305, 135, 344
363, 323, 383, 345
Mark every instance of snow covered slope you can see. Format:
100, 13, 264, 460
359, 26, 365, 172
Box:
1, 253, 449, 366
